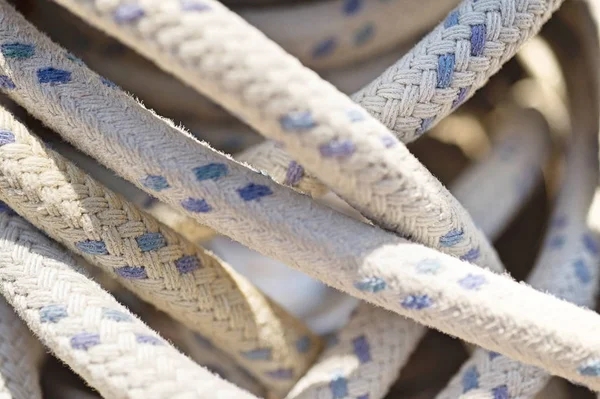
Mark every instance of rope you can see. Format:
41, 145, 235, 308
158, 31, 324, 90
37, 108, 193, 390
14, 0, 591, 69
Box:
0, 208, 258, 399
44, 0, 561, 268
0, 297, 43, 399
4, 1, 600, 391
437, 88, 600, 399
284, 106, 550, 399
47, 0, 505, 278
239, 0, 459, 69
0, 103, 320, 395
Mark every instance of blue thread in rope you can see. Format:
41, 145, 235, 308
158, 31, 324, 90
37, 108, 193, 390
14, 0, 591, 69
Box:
352, 335, 371, 363
460, 247, 480, 262
453, 87, 469, 108
181, 197, 212, 213
0, 76, 16, 89
115, 266, 148, 279
458, 274, 487, 290
579, 361, 600, 376
415, 259, 441, 274
470, 24, 486, 57
492, 385, 509, 399
296, 336, 311, 353
175, 256, 201, 274
0, 130, 15, 146
238, 183, 273, 201
140, 175, 170, 191
1, 43, 34, 59
444, 11, 459, 28
381, 135, 396, 148
136, 334, 163, 345
284, 161, 304, 186
193, 163, 228, 181
347, 108, 366, 122
354, 277, 386, 293
71, 332, 101, 350
330, 374, 348, 398
416, 117, 435, 135
40, 304, 68, 323
343, 0, 363, 15
114, 4, 145, 23
136, 232, 166, 252
312, 38, 337, 59
354, 23, 375, 46
574, 259, 591, 284
488, 351, 501, 360
462, 366, 479, 392
280, 111, 317, 131
401, 295, 433, 310
440, 229, 464, 247
548, 235, 565, 249
583, 234, 599, 255
102, 308, 132, 322
243, 348, 272, 360
37, 67, 71, 85
320, 139, 355, 157
181, 0, 211, 11
101, 77, 118, 88
437, 54, 455, 89
76, 240, 108, 255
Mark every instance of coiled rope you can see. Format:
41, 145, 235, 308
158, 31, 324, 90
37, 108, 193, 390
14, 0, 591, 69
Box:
0, 0, 599, 398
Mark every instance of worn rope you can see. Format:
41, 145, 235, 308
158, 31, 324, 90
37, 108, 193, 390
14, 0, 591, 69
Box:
0, 104, 320, 395
284, 106, 551, 399
4, 1, 600, 390
437, 75, 600, 399
48, 0, 508, 277
47, 0, 561, 265
0, 208, 258, 399
239, 0, 459, 69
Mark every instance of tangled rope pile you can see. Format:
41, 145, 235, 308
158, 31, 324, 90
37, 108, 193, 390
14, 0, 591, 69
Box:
0, 0, 599, 398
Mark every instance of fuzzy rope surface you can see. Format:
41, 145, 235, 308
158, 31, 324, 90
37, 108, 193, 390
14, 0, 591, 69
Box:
4, 2, 600, 390
50, 0, 504, 276
0, 210, 258, 399
0, 104, 320, 395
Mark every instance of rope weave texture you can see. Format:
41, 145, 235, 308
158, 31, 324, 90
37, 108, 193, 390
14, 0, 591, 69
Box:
0, 102, 320, 395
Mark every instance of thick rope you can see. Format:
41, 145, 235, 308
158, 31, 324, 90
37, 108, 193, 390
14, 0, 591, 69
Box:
437, 90, 600, 399
0, 104, 320, 395
46, 0, 562, 267
4, 2, 600, 390
0, 209, 258, 399
285, 107, 551, 399
48, 0, 505, 275
239, 0, 459, 69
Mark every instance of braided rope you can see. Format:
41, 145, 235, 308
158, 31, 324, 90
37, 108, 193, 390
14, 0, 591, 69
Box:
0, 210, 258, 399
5, 2, 600, 390
0, 298, 43, 399
284, 107, 550, 399
437, 103, 600, 399
353, 0, 564, 142
239, 0, 459, 69
50, 0, 506, 278
0, 104, 320, 394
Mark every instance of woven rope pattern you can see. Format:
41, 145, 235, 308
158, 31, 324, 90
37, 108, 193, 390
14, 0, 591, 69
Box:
51, 0, 504, 275
0, 209, 257, 398
283, 107, 550, 399
0, 103, 320, 394
4, 2, 600, 392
